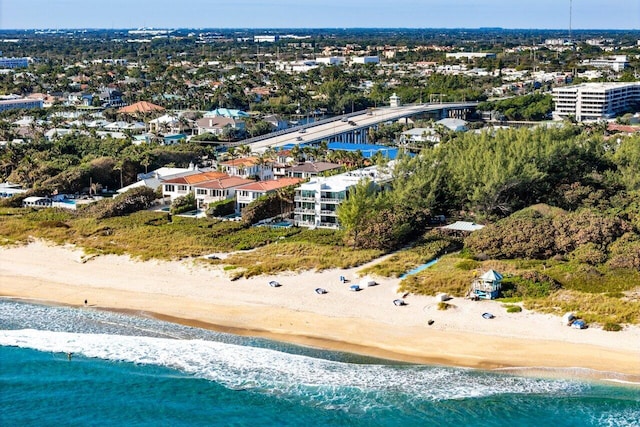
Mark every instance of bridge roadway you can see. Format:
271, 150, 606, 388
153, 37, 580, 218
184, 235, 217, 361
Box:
239, 102, 478, 152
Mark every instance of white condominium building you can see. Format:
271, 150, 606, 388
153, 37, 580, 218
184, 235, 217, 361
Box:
294, 165, 393, 229
553, 82, 640, 122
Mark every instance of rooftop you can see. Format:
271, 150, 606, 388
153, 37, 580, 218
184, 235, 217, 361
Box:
236, 177, 302, 192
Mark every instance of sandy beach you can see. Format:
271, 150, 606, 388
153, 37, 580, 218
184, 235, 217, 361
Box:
1, 240, 639, 379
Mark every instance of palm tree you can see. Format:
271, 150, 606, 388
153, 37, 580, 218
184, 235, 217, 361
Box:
141, 152, 152, 174
237, 144, 251, 157
290, 144, 301, 164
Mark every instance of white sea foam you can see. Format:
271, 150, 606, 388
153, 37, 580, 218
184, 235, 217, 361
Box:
0, 328, 583, 404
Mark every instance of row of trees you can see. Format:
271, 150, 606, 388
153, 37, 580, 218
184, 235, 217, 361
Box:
338, 125, 640, 257
0, 133, 214, 195
477, 93, 553, 121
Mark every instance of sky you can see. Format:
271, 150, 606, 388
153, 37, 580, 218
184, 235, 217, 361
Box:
0, 0, 638, 30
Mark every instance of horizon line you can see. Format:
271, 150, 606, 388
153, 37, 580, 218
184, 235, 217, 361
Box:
1, 26, 639, 32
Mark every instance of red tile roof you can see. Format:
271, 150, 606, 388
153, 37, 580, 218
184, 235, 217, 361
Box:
118, 101, 165, 114
607, 123, 640, 134
236, 177, 302, 193
220, 156, 260, 167
195, 176, 254, 189
163, 171, 229, 185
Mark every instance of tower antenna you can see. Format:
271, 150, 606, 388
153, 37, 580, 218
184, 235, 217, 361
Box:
569, 0, 573, 41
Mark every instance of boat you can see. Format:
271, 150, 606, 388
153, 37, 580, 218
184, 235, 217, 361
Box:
268, 280, 281, 287
482, 312, 495, 319
393, 299, 406, 306
315, 287, 328, 294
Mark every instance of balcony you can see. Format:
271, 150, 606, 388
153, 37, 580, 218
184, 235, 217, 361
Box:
320, 210, 337, 215
319, 222, 340, 229
294, 208, 316, 214
294, 196, 315, 202
319, 198, 344, 203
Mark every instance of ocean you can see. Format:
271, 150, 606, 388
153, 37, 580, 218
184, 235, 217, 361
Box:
1, 299, 638, 426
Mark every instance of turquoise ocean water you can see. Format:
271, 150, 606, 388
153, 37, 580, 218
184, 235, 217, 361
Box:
1, 299, 638, 426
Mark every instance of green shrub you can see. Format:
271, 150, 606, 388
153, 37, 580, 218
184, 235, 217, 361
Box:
505, 305, 522, 313
171, 193, 196, 215
602, 322, 622, 331
500, 271, 561, 299
84, 187, 157, 219
455, 259, 480, 270
39, 220, 70, 229
570, 243, 607, 266
206, 199, 235, 217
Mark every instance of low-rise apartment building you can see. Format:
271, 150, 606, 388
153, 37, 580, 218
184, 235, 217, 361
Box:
294, 165, 393, 229
0, 98, 43, 112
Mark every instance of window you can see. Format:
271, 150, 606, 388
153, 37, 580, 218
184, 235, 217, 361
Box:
165, 185, 175, 192
178, 185, 188, 192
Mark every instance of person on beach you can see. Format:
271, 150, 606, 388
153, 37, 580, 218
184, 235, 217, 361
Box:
67, 352, 72, 361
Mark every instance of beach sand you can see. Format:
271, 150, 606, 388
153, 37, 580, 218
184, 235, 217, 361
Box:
2, 240, 639, 379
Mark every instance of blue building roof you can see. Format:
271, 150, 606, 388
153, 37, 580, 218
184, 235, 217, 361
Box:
204, 108, 250, 119
279, 142, 401, 160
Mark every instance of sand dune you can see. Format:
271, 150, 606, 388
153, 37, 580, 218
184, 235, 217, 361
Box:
1, 240, 639, 378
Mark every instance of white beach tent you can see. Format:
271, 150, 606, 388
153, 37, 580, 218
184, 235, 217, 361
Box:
360, 276, 377, 287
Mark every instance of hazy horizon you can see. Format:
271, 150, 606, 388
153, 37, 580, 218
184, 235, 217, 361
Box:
0, 0, 636, 31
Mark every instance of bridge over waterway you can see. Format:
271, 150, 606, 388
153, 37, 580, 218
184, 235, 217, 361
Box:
226, 102, 478, 152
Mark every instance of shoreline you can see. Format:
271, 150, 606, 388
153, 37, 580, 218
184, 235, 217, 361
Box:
1, 241, 640, 381
4, 295, 639, 385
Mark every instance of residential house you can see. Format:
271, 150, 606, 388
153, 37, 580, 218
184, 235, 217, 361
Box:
219, 156, 273, 181
436, 118, 468, 132
235, 177, 303, 213
149, 114, 181, 135
262, 114, 289, 131
203, 108, 250, 119
161, 170, 228, 203
104, 121, 146, 133
400, 128, 440, 145
118, 101, 164, 115
98, 87, 126, 108
285, 161, 342, 179
118, 166, 203, 194
271, 149, 293, 178
196, 116, 245, 137
193, 176, 254, 209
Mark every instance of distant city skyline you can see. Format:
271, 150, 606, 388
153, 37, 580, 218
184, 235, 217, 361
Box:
0, 0, 637, 30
